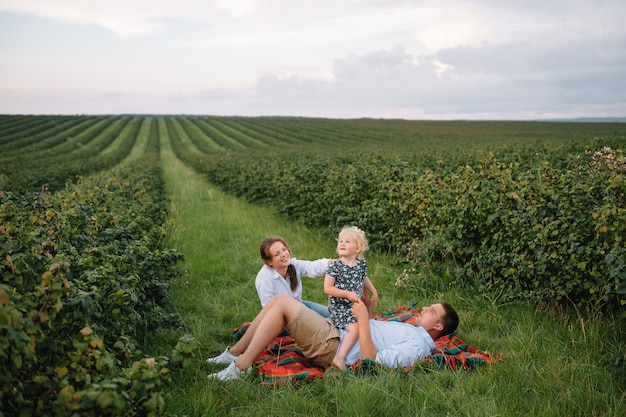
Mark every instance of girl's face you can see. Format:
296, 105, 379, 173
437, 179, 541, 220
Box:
266, 241, 291, 269
337, 232, 360, 258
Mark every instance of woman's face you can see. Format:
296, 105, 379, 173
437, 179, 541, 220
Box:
266, 241, 291, 269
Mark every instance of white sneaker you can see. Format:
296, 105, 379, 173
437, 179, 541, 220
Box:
206, 347, 240, 365
207, 361, 251, 381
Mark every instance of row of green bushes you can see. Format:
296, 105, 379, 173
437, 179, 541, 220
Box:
0, 116, 103, 157
398, 145, 625, 312
172, 134, 625, 315
0, 117, 141, 194
0, 119, 197, 416
0, 115, 84, 149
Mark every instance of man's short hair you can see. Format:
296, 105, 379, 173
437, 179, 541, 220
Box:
439, 302, 459, 337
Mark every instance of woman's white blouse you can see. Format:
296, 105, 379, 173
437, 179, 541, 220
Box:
255, 258, 329, 306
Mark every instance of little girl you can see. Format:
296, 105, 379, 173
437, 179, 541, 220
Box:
324, 226, 379, 369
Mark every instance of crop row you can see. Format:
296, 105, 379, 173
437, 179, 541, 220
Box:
0, 116, 102, 157
0, 115, 79, 148
0, 116, 141, 193
1, 119, 197, 416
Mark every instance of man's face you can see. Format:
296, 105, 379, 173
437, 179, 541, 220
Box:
415, 303, 445, 332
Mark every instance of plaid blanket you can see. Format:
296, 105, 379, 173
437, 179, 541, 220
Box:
233, 305, 503, 385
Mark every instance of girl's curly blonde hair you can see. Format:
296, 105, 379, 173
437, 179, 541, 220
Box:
338, 226, 369, 257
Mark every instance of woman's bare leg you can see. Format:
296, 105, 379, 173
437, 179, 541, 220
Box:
227, 295, 303, 370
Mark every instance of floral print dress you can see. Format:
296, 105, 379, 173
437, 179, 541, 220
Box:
326, 258, 367, 329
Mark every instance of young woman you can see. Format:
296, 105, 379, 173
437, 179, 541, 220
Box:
255, 236, 331, 317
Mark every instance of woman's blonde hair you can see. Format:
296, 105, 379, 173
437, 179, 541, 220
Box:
338, 226, 369, 257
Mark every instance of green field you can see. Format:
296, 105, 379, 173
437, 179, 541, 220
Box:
1, 116, 624, 416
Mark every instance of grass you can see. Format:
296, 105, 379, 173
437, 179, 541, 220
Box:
149, 135, 626, 416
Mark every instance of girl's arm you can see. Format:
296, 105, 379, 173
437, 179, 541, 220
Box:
324, 274, 359, 301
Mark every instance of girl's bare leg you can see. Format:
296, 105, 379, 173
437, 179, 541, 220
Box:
333, 322, 358, 370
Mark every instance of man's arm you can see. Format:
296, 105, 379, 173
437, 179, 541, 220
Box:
351, 299, 377, 360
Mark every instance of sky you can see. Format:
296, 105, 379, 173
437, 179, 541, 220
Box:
0, 0, 625, 120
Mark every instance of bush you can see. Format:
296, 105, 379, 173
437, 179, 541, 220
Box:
0, 161, 197, 416
405, 145, 626, 314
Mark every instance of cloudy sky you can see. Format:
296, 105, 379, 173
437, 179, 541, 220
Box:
1, 0, 625, 119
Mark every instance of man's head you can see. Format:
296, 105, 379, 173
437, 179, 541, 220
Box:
417, 302, 459, 340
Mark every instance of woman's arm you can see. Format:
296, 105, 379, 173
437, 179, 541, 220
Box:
255, 271, 277, 306
292, 258, 331, 278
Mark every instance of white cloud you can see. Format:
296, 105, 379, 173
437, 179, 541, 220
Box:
0, 0, 163, 36
0, 0, 625, 118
